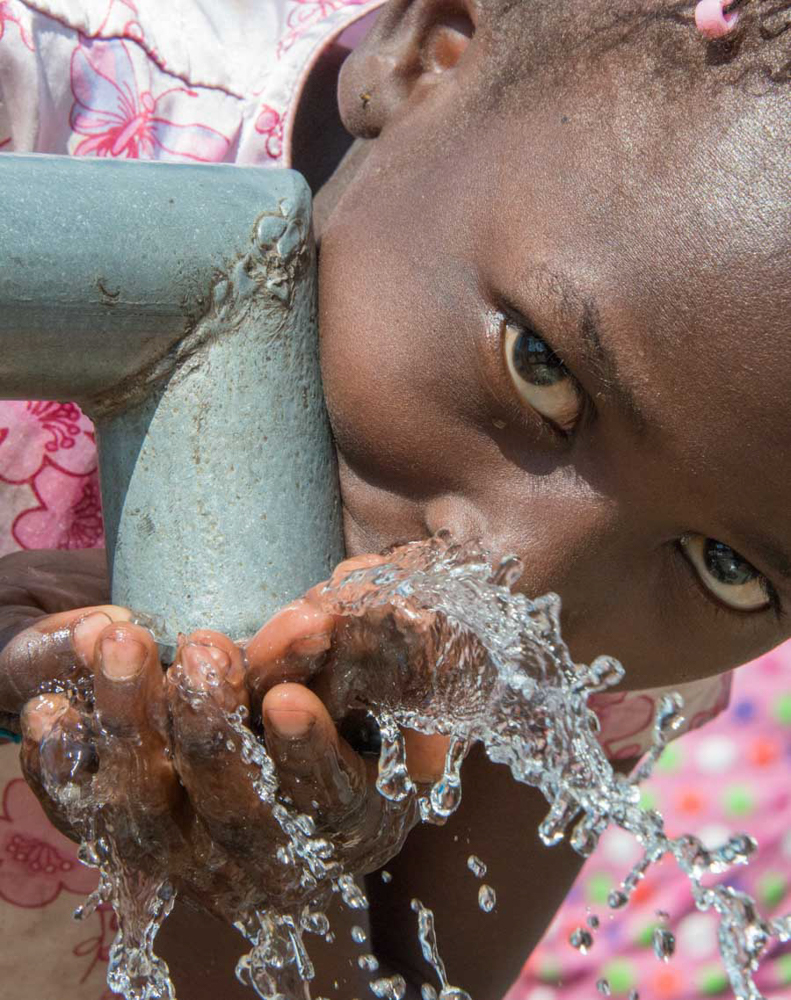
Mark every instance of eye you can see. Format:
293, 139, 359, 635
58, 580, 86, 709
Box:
681, 535, 771, 612
503, 320, 582, 432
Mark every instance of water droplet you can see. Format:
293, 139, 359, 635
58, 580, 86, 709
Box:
335, 873, 369, 910
381, 870, 393, 884
478, 885, 496, 913
427, 736, 468, 820
376, 714, 416, 802
351, 925, 367, 944
569, 927, 594, 953
652, 927, 676, 962
608, 889, 629, 909
628, 990, 640, 1000
467, 855, 487, 879
357, 953, 379, 972
301, 909, 330, 937
596, 978, 612, 996
421, 986, 438, 1000
369, 975, 406, 999
587, 913, 600, 929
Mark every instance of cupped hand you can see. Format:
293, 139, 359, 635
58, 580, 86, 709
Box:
0, 603, 132, 727
16, 555, 446, 920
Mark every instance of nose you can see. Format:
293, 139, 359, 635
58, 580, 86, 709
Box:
424, 495, 486, 545
424, 488, 630, 665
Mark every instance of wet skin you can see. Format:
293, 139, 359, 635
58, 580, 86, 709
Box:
1, 1, 790, 997
320, 17, 791, 689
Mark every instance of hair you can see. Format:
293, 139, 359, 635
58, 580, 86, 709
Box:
478, 0, 790, 99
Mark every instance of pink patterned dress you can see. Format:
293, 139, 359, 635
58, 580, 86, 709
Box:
0, 2, 775, 996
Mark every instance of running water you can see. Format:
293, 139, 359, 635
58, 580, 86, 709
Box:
42, 532, 791, 999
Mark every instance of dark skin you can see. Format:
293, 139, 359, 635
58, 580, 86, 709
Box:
1, 1, 790, 997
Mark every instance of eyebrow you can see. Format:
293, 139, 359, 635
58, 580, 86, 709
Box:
558, 291, 791, 591
578, 299, 648, 435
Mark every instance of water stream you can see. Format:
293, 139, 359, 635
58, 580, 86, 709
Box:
39, 533, 791, 999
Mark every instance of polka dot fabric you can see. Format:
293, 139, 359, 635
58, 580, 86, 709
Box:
510, 643, 791, 1000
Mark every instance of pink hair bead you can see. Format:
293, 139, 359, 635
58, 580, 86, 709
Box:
695, 0, 741, 39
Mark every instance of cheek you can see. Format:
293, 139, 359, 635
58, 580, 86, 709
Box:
318, 211, 488, 497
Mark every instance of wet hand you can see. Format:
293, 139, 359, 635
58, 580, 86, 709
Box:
16, 556, 440, 918
0, 603, 133, 728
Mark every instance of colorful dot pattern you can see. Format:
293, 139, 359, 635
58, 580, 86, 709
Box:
509, 643, 791, 1000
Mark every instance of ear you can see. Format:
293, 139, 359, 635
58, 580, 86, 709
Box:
338, 0, 475, 139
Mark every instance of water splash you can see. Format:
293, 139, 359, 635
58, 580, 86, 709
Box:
315, 533, 791, 999
411, 898, 471, 1000
47, 533, 790, 999
36, 697, 176, 1000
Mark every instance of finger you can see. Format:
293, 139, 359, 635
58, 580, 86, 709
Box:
93, 622, 167, 741
92, 623, 182, 839
0, 605, 131, 714
168, 633, 280, 853
20, 693, 94, 838
242, 554, 399, 708
244, 598, 335, 705
403, 732, 451, 784
264, 684, 418, 873
262, 683, 369, 823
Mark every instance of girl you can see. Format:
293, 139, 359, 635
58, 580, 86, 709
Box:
0, 0, 788, 996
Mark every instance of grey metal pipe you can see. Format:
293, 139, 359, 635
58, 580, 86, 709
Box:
0, 153, 344, 644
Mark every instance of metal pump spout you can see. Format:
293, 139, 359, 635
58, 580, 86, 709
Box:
0, 154, 344, 645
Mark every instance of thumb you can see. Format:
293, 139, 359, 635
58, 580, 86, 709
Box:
0, 605, 132, 714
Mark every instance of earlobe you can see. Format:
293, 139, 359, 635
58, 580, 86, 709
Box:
338, 0, 475, 140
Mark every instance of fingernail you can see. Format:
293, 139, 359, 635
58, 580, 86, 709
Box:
182, 643, 230, 687
73, 612, 113, 666
264, 708, 315, 740
21, 695, 68, 742
100, 635, 146, 680
290, 632, 333, 657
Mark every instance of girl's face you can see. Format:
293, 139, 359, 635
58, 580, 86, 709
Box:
316, 35, 791, 691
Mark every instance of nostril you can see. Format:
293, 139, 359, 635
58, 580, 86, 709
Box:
424, 496, 483, 545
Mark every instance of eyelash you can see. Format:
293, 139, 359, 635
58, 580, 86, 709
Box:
674, 539, 784, 623
495, 306, 787, 625
499, 311, 591, 438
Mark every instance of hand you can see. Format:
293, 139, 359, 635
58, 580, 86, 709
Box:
0, 547, 114, 731
16, 555, 445, 921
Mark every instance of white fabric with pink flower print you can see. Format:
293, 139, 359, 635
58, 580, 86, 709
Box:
0, 0, 382, 562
